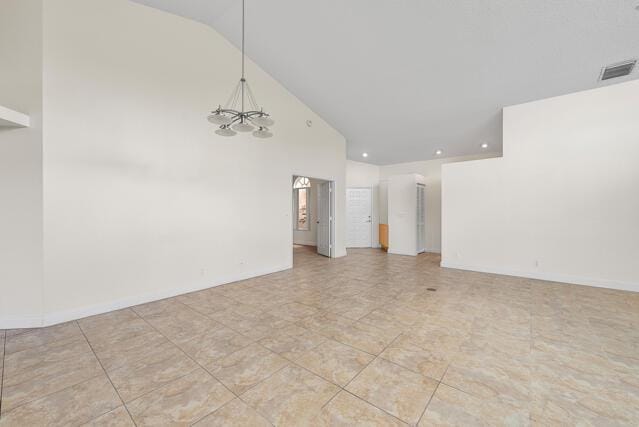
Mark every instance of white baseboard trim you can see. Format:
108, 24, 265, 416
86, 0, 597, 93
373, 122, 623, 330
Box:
293, 240, 317, 247
388, 249, 417, 257
1, 264, 292, 330
440, 260, 639, 293
0, 314, 45, 330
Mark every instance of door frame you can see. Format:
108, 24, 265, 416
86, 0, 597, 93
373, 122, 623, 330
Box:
346, 186, 373, 248
291, 175, 336, 258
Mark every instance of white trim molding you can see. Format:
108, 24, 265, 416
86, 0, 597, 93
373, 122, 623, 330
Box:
0, 105, 30, 127
1, 264, 292, 330
440, 260, 639, 293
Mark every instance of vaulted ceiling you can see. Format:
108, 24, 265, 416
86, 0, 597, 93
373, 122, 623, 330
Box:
133, 0, 639, 164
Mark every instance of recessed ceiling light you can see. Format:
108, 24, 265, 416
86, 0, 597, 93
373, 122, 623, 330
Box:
481, 143, 488, 149
362, 152, 368, 158
435, 149, 443, 156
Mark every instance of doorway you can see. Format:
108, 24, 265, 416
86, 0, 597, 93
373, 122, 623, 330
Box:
417, 183, 426, 253
346, 187, 372, 248
292, 175, 335, 258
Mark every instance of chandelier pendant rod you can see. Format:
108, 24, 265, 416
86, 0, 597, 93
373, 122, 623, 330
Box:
240, 0, 245, 114
208, 0, 273, 138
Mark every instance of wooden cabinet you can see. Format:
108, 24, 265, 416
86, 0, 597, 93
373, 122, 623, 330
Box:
379, 224, 389, 251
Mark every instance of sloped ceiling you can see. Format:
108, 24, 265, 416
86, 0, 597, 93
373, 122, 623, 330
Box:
132, 0, 639, 164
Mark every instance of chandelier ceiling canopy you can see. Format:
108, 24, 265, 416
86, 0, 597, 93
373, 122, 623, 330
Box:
207, 0, 273, 138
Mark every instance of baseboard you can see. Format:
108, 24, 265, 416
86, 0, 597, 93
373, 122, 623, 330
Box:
1, 264, 292, 330
440, 260, 639, 293
293, 240, 317, 247
388, 249, 417, 257
0, 314, 45, 330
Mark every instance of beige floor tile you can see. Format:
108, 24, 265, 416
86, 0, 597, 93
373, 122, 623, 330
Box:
241, 365, 339, 426
2, 332, 86, 378
0, 376, 120, 426
82, 316, 156, 353
3, 246, 638, 425
107, 342, 199, 402
380, 334, 452, 381
327, 321, 400, 355
232, 313, 293, 341
442, 349, 531, 407
194, 399, 271, 426
360, 305, 422, 330
143, 306, 222, 344
90, 330, 168, 371
209, 343, 289, 395
131, 298, 185, 318
4, 322, 83, 355
297, 312, 354, 336
126, 368, 234, 426
177, 326, 253, 369
531, 342, 639, 425
82, 406, 135, 426
2, 338, 103, 413
269, 302, 319, 321
79, 309, 140, 332
177, 291, 236, 316
316, 391, 407, 426
346, 358, 438, 424
295, 339, 374, 386
420, 383, 530, 426
259, 328, 326, 361
4, 328, 37, 339
0, 330, 4, 394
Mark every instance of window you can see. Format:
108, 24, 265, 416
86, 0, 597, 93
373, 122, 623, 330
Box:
294, 177, 311, 230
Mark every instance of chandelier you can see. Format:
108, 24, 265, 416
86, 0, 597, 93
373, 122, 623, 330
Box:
207, 0, 274, 138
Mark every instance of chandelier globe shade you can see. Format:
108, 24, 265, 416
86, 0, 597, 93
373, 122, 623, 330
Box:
231, 121, 255, 132
208, 111, 234, 125
207, 0, 273, 138
253, 127, 273, 138
215, 126, 237, 137
251, 115, 274, 127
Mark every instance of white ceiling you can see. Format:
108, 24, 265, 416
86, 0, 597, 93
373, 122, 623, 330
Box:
133, 0, 639, 165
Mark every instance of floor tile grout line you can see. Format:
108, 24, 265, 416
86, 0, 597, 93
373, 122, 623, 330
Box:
186, 395, 275, 427
234, 342, 341, 425
128, 309, 243, 403
143, 290, 394, 418
235, 341, 303, 398
0, 330, 6, 418
5, 247, 634, 424
340, 388, 409, 425
417, 364, 448, 425
319, 332, 403, 415
0, 325, 110, 417
0, 372, 105, 419
76, 320, 138, 427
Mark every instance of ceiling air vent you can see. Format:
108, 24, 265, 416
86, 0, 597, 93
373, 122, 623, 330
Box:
599, 60, 636, 81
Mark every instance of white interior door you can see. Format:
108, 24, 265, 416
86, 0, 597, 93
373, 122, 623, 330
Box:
416, 184, 426, 253
317, 181, 332, 257
346, 188, 372, 248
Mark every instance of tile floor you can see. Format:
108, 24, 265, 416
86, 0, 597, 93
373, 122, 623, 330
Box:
0, 245, 638, 426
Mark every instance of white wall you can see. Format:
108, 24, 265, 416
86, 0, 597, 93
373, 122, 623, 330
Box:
388, 174, 425, 256
0, 0, 44, 327
293, 177, 320, 246
379, 153, 496, 253
345, 160, 380, 247
2, 0, 347, 328
442, 80, 639, 292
